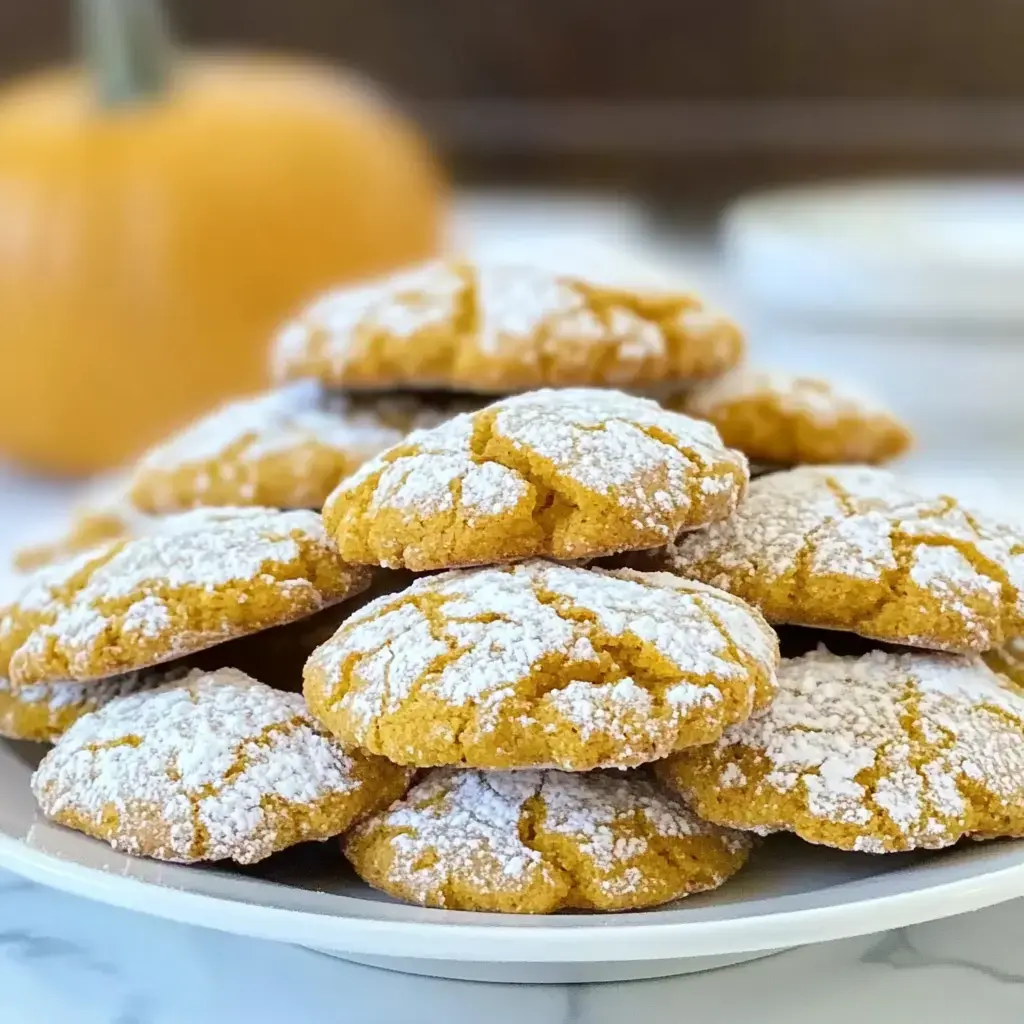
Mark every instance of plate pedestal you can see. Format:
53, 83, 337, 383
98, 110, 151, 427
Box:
311, 948, 787, 983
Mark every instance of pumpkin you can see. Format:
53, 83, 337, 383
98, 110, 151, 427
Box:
0, 0, 445, 474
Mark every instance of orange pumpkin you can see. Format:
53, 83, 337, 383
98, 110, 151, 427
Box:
0, 2, 445, 474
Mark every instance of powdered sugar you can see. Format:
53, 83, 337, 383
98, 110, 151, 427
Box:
32, 669, 396, 864
306, 560, 778, 769
688, 647, 1024, 849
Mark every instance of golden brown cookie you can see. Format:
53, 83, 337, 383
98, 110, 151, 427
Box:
128, 386, 479, 515
984, 638, 1024, 688
1, 507, 370, 685
656, 647, 1024, 853
12, 474, 151, 573
670, 369, 912, 467
323, 388, 749, 570
304, 560, 779, 770
345, 767, 751, 913
0, 663, 190, 743
271, 258, 743, 392
31, 668, 413, 864
661, 466, 1024, 653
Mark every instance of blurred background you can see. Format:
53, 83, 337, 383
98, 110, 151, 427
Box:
1, 0, 1022, 574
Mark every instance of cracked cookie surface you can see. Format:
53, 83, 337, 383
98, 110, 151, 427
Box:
323, 388, 749, 570
303, 560, 779, 770
344, 767, 751, 913
271, 258, 743, 392
0, 663, 189, 743
129, 386, 478, 514
670, 368, 912, 467
656, 647, 1024, 853
660, 466, 1024, 652
1, 507, 370, 685
985, 638, 1024, 688
31, 668, 414, 864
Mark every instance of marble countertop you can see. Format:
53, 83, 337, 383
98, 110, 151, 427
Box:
0, 868, 1022, 1024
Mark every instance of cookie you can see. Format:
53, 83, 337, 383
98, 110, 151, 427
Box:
0, 664, 188, 743
128, 386, 479, 515
670, 369, 912, 467
12, 474, 150, 573
344, 768, 751, 913
31, 668, 413, 864
323, 388, 749, 570
1, 507, 369, 685
304, 560, 779, 770
661, 466, 1024, 652
984, 638, 1024, 688
271, 258, 743, 393
656, 647, 1024, 853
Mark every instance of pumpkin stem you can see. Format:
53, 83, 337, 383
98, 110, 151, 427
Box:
78, 0, 174, 106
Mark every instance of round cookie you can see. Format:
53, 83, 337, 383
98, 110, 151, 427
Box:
31, 668, 413, 864
670, 368, 912, 468
13, 474, 151, 573
128, 386, 480, 514
323, 388, 749, 570
0, 664, 189, 743
984, 638, 1024, 688
304, 560, 779, 771
344, 767, 752, 913
661, 466, 1024, 652
1, 507, 370, 685
656, 647, 1024, 853
271, 258, 743, 393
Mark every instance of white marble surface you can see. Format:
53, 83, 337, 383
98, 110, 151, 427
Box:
0, 868, 1023, 1024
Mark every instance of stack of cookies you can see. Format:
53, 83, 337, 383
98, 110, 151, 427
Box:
5, 254, 1024, 918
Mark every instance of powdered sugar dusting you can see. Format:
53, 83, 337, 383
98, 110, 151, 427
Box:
32, 669, 396, 864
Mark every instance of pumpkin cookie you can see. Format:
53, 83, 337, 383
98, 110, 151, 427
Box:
271, 258, 743, 393
656, 647, 1024, 853
12, 474, 150, 573
32, 668, 413, 864
304, 560, 778, 770
345, 767, 751, 913
670, 369, 912, 468
985, 638, 1024, 688
129, 386, 479, 514
1, 507, 369, 685
323, 388, 749, 570
661, 466, 1024, 652
0, 664, 189, 743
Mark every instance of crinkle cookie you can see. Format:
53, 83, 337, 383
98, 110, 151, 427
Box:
128, 386, 479, 514
32, 668, 413, 864
0, 663, 190, 743
271, 258, 743, 393
12, 474, 151, 573
661, 466, 1024, 652
1, 507, 370, 685
985, 638, 1024, 688
345, 768, 751, 913
323, 388, 749, 571
670, 369, 912, 468
656, 647, 1024, 853
304, 560, 778, 771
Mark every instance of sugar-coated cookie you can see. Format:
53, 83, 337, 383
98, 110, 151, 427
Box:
32, 668, 413, 864
272, 258, 743, 392
985, 638, 1024, 688
304, 560, 778, 770
661, 466, 1024, 652
1, 508, 369, 685
656, 647, 1024, 852
323, 388, 748, 571
345, 768, 752, 913
128, 386, 478, 514
672, 369, 912, 467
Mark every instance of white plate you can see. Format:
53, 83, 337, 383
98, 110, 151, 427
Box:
3, 739, 1024, 982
